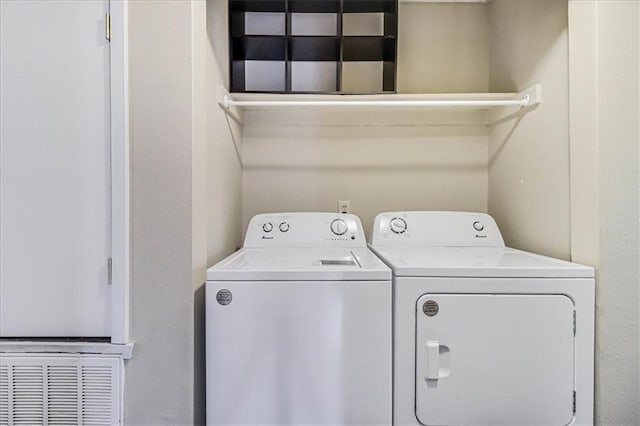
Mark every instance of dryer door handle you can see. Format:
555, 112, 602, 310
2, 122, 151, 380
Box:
425, 341, 440, 380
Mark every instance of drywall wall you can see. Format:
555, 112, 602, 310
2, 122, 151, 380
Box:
193, 0, 244, 424
128, 1, 242, 424
569, 2, 640, 424
204, 0, 243, 266
127, 0, 195, 424
242, 120, 488, 234
487, 0, 570, 260
192, 3, 208, 425
242, 3, 489, 235
593, 2, 640, 418
397, 3, 488, 93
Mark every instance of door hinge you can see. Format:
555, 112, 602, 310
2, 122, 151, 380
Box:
107, 257, 113, 285
573, 390, 576, 413
105, 13, 111, 41
573, 310, 576, 336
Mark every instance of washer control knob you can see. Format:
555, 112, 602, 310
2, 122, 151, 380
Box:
279, 222, 290, 232
390, 217, 407, 234
473, 221, 484, 231
262, 222, 273, 233
330, 219, 348, 236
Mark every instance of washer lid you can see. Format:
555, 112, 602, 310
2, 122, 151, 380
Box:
207, 247, 391, 281
370, 246, 594, 278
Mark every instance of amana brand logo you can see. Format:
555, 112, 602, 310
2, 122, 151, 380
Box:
423, 300, 439, 316
216, 289, 232, 306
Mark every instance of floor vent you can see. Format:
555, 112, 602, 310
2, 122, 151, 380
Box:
0, 354, 122, 425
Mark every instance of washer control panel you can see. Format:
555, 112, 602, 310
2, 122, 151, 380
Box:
370, 211, 505, 247
245, 212, 365, 248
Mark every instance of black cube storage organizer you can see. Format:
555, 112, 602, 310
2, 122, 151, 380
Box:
229, 0, 397, 94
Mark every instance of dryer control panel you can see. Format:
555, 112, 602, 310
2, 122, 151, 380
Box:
370, 211, 505, 247
245, 212, 366, 248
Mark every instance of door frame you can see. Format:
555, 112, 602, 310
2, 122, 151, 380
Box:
109, 0, 129, 344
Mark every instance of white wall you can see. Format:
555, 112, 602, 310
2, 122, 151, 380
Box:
487, 0, 571, 260
127, 1, 242, 424
242, 119, 488, 235
397, 3, 487, 93
194, 1, 244, 423
127, 1, 195, 424
242, 3, 489, 236
205, 0, 243, 265
192, 3, 208, 424
569, 2, 640, 424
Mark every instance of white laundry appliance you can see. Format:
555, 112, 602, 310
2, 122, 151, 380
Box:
206, 212, 392, 426
370, 211, 595, 426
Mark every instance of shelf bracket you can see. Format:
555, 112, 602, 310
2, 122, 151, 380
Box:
487, 84, 542, 126
217, 86, 244, 125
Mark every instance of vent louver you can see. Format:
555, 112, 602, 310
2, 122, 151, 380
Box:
48, 366, 78, 425
12, 365, 44, 425
0, 355, 122, 425
81, 366, 113, 425
0, 365, 8, 424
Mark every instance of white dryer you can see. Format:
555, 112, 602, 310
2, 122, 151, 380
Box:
370, 211, 594, 426
206, 212, 392, 425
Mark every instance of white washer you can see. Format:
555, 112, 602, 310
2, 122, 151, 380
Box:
206, 212, 392, 426
370, 211, 595, 426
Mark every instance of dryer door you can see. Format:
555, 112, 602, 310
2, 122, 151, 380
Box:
415, 294, 575, 426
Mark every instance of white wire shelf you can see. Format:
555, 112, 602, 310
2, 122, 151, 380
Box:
217, 84, 542, 127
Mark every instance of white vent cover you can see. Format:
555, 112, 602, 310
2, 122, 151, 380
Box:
0, 354, 122, 425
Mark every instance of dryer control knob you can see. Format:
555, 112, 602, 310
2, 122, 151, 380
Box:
262, 222, 273, 233
390, 217, 407, 234
279, 222, 290, 232
330, 219, 348, 236
473, 221, 484, 231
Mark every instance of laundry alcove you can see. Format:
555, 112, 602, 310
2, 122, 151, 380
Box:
219, 0, 569, 260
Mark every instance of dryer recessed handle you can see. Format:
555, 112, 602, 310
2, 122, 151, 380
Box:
425, 341, 440, 380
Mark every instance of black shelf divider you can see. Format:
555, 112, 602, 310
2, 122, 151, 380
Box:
285, 1, 291, 92
289, 37, 340, 61
342, 36, 395, 61
289, 0, 340, 13
337, 0, 344, 92
229, 0, 397, 94
231, 0, 286, 13
232, 36, 287, 61
342, 0, 395, 13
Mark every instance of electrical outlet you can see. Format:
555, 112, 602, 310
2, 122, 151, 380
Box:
338, 200, 351, 214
